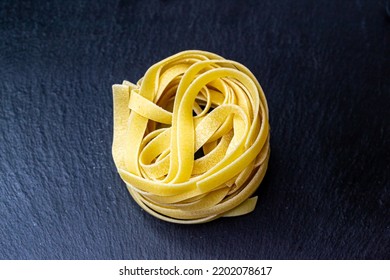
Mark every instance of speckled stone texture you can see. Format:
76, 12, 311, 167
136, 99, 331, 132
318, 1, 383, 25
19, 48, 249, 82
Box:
0, 0, 389, 259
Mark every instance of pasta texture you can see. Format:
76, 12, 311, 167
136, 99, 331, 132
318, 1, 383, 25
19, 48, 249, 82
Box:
112, 50, 270, 224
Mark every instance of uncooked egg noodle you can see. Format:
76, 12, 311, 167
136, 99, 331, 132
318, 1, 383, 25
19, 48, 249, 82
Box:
112, 50, 270, 224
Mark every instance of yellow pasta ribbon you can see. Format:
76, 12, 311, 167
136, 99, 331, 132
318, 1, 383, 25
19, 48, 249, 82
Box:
112, 50, 270, 224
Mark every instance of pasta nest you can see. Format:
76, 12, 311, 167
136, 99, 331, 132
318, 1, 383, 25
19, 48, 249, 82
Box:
112, 50, 270, 224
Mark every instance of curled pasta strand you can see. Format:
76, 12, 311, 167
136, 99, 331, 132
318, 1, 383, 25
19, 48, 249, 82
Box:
112, 50, 270, 224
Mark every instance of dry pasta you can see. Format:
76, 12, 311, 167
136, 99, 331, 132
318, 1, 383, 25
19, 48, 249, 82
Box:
112, 50, 270, 224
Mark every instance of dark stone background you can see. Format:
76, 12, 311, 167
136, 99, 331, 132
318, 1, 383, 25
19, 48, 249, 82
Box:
0, 0, 389, 259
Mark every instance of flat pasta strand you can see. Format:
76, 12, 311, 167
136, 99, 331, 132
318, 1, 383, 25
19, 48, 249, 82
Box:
112, 50, 270, 224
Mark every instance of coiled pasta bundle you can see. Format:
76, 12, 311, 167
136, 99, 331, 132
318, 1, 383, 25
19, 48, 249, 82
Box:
112, 50, 270, 224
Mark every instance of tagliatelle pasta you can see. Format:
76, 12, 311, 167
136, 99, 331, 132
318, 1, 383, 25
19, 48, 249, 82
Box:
112, 50, 270, 224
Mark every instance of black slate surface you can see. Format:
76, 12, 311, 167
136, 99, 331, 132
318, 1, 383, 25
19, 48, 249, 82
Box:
0, 0, 389, 260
